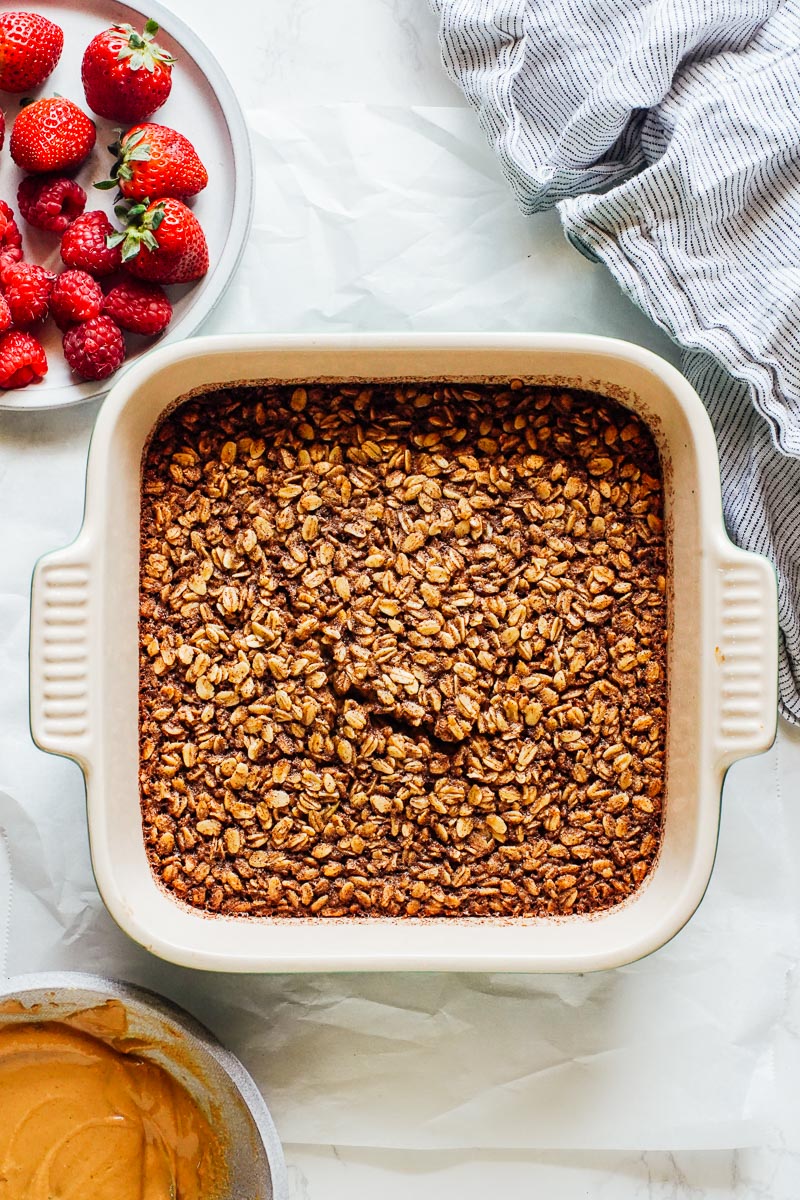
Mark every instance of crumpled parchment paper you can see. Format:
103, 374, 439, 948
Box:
1, 103, 797, 1154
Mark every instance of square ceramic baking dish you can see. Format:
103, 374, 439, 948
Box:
30, 334, 778, 972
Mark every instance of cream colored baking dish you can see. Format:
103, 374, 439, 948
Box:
30, 334, 778, 972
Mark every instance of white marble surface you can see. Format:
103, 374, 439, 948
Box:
2, 0, 800, 1195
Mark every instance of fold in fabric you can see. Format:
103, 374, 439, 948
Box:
431, 0, 800, 719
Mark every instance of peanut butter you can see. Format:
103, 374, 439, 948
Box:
0, 1002, 226, 1200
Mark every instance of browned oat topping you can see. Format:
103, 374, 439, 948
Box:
139, 380, 667, 919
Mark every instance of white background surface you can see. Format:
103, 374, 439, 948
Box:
2, 1, 800, 1196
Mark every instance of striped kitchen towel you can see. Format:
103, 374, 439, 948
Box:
430, 0, 800, 722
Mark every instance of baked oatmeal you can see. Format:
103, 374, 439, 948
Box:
139, 380, 667, 918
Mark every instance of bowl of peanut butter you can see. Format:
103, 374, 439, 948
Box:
0, 972, 287, 1200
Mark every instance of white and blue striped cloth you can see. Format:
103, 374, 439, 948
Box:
430, 0, 800, 722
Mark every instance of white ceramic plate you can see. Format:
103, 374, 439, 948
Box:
0, 0, 253, 410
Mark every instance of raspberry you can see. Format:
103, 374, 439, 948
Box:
103, 277, 172, 336
18, 175, 86, 233
0, 294, 11, 332
60, 210, 122, 277
0, 330, 47, 388
63, 314, 125, 381
1, 262, 54, 325
0, 249, 23, 282
50, 269, 103, 331
0, 199, 24, 260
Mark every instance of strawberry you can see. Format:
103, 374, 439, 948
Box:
1, 261, 54, 325
63, 314, 125, 380
97, 124, 208, 203
50, 269, 103, 331
10, 97, 96, 174
0, 329, 46, 388
18, 175, 87, 233
61, 210, 122, 277
103, 277, 171, 336
82, 19, 174, 124
0, 12, 63, 93
114, 198, 208, 284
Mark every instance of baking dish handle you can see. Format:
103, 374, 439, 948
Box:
713, 543, 778, 770
29, 535, 93, 768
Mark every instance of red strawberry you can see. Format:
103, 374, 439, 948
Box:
1, 261, 54, 325
82, 19, 174, 124
61, 210, 122, 277
63, 314, 125, 380
10, 97, 96, 174
0, 12, 63, 93
97, 124, 207, 203
0, 292, 11, 331
0, 329, 46, 388
103, 277, 171, 336
18, 175, 87, 233
116, 198, 208, 284
50, 269, 103, 331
